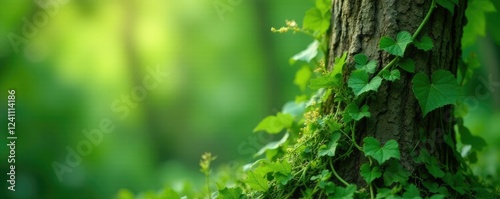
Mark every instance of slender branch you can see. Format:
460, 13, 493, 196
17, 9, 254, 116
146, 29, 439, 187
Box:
351, 122, 363, 151
370, 183, 375, 199
375, 57, 400, 77
330, 161, 350, 186
291, 28, 322, 41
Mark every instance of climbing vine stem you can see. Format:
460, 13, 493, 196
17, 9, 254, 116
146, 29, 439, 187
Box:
412, 0, 436, 40
330, 160, 349, 186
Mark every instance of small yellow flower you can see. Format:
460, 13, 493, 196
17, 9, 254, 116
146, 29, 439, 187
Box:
318, 60, 325, 67
286, 20, 297, 28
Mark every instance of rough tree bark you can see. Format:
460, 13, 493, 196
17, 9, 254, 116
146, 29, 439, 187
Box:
327, 0, 467, 185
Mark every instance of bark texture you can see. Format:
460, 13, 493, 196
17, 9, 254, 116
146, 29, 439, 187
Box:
327, 0, 467, 185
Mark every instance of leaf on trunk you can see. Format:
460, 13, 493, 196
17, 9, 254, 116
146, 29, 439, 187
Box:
243, 167, 269, 192
348, 70, 382, 97
403, 184, 422, 199
379, 31, 413, 57
412, 70, 463, 117
347, 103, 371, 121
330, 185, 357, 199
383, 159, 410, 186
363, 137, 401, 164
382, 69, 401, 81
399, 58, 415, 73
360, 163, 382, 184
354, 53, 377, 74
414, 36, 434, 51
318, 131, 341, 157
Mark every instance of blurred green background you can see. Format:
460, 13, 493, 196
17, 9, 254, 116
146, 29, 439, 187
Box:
0, 0, 499, 198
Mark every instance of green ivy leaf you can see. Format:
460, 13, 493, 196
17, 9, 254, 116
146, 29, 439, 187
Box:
360, 163, 382, 183
419, 150, 445, 178
319, 181, 336, 194
398, 58, 415, 73
379, 31, 413, 57
303, 8, 330, 34
403, 184, 422, 199
426, 157, 445, 178
342, 110, 353, 124
302, 189, 314, 198
318, 132, 341, 157
429, 195, 446, 199
383, 159, 410, 186
291, 40, 320, 64
436, 0, 459, 14
382, 69, 401, 82
266, 160, 293, 185
354, 54, 378, 74
274, 172, 293, 186
309, 74, 341, 90
311, 170, 331, 181
347, 103, 371, 121
329, 185, 357, 199
218, 187, 243, 199
266, 160, 292, 175
325, 119, 342, 132
254, 133, 289, 157
443, 172, 467, 195
315, 0, 332, 14
244, 167, 269, 192
423, 180, 449, 196
310, 52, 348, 90
412, 70, 463, 117
332, 52, 347, 77
363, 137, 400, 164
375, 188, 393, 199
253, 113, 293, 134
348, 70, 383, 97
414, 36, 434, 51
294, 66, 312, 91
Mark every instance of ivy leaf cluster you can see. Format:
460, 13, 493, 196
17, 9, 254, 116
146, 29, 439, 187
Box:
412, 70, 463, 116
363, 137, 401, 165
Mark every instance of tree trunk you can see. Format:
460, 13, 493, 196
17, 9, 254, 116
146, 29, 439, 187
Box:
327, 0, 467, 185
